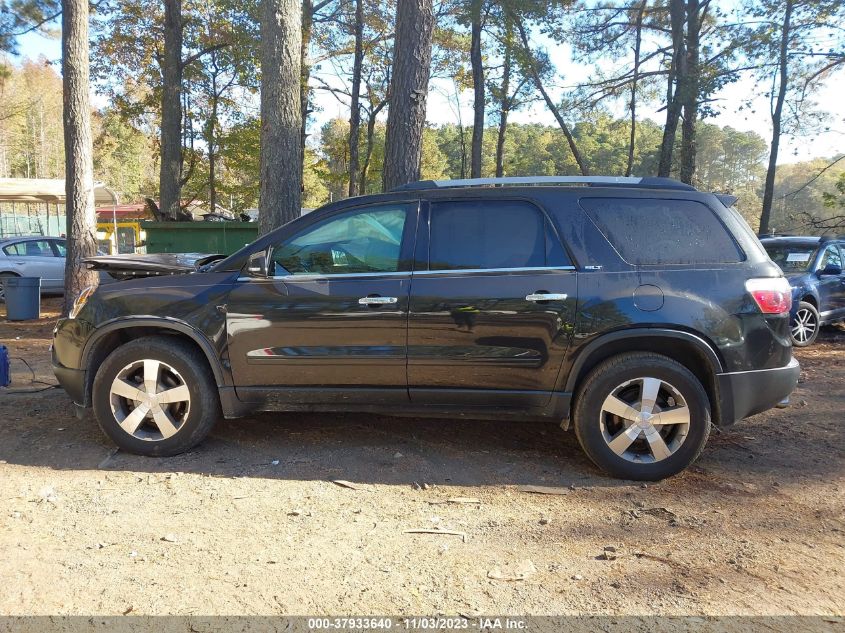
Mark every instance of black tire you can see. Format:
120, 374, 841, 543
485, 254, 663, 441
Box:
573, 352, 711, 481
92, 336, 221, 456
0, 272, 18, 303
790, 300, 820, 347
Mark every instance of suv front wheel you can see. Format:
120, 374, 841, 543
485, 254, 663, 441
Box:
573, 352, 711, 481
92, 336, 221, 456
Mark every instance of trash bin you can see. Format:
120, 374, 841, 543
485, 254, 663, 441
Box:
4, 276, 41, 321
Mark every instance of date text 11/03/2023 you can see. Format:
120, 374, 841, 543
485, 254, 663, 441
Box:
307, 617, 529, 630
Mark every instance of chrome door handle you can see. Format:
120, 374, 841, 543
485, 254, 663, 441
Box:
358, 296, 398, 305
526, 293, 568, 302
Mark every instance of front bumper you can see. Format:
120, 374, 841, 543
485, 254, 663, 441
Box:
717, 357, 800, 425
52, 346, 87, 406
51, 317, 89, 406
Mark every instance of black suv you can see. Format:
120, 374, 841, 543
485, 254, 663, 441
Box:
52, 176, 800, 480
760, 235, 845, 347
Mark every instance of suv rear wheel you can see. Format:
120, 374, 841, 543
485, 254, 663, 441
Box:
573, 352, 711, 481
790, 300, 819, 347
92, 336, 221, 456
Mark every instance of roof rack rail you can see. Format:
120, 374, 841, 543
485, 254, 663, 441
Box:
391, 176, 696, 192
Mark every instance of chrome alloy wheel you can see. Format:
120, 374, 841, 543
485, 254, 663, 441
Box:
791, 307, 818, 344
109, 359, 191, 441
599, 377, 691, 463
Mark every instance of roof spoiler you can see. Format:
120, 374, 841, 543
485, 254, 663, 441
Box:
715, 193, 738, 208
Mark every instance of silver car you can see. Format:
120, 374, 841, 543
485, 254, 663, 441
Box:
0, 236, 117, 302
0, 236, 70, 301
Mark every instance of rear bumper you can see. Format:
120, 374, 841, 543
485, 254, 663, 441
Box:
717, 357, 800, 425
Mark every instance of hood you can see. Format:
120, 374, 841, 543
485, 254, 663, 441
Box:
84, 253, 226, 279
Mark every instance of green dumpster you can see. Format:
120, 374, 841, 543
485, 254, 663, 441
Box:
141, 222, 259, 256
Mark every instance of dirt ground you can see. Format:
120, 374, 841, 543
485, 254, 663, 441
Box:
0, 298, 843, 617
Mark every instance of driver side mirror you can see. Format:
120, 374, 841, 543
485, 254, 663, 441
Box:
819, 263, 843, 277
246, 249, 269, 277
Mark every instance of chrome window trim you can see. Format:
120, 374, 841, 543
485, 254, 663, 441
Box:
237, 271, 412, 282
236, 265, 577, 283
414, 265, 576, 276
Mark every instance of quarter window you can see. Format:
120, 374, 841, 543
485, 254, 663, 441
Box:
51, 240, 67, 257
580, 198, 743, 265
429, 200, 567, 270
271, 204, 411, 275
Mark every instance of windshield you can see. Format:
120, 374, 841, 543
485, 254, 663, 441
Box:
763, 243, 817, 273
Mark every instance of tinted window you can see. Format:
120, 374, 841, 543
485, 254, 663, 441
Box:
272, 204, 410, 275
580, 198, 742, 265
429, 200, 567, 270
3, 240, 55, 257
818, 245, 843, 271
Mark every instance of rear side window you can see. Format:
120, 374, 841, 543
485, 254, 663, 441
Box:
580, 197, 743, 265
429, 200, 568, 270
2, 240, 55, 257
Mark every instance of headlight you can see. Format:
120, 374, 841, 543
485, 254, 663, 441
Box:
69, 285, 97, 319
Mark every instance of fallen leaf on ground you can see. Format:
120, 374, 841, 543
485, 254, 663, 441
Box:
332, 480, 369, 491
641, 507, 677, 520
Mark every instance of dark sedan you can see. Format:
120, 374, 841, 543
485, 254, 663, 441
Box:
761, 235, 845, 346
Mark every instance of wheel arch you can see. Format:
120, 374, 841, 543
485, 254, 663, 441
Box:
799, 294, 818, 309
81, 318, 225, 406
564, 328, 724, 424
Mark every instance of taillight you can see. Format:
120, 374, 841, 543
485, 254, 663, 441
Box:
745, 277, 792, 314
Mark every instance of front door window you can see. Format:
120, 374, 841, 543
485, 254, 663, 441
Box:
272, 206, 410, 276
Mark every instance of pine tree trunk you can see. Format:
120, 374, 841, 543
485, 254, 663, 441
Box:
760, 0, 793, 235
208, 110, 217, 214
658, 0, 685, 177
159, 0, 183, 220
516, 18, 588, 176
679, 0, 700, 184
61, 0, 99, 315
383, 0, 435, 191
348, 0, 364, 197
470, 0, 484, 178
495, 43, 511, 178
300, 0, 313, 177
626, 0, 645, 177
361, 95, 387, 194
259, 0, 303, 234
